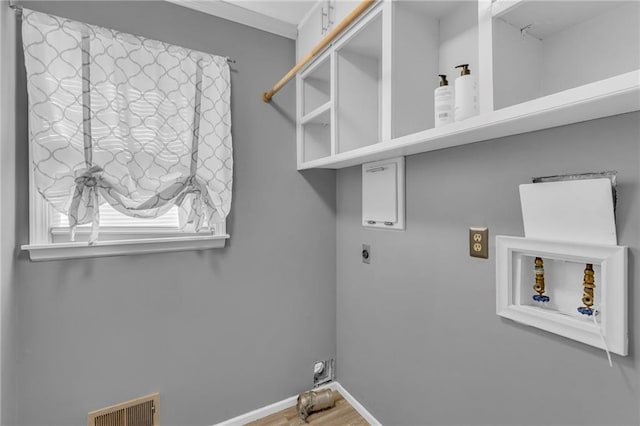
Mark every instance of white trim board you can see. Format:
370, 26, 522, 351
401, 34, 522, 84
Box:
22, 234, 229, 261
297, 0, 323, 31
335, 382, 382, 426
214, 382, 382, 426
166, 0, 298, 39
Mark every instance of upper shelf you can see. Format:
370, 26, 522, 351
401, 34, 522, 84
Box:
295, 0, 640, 170
492, 0, 631, 38
299, 70, 639, 170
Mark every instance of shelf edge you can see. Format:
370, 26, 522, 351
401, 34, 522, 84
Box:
491, 0, 526, 19
298, 71, 640, 170
300, 101, 332, 125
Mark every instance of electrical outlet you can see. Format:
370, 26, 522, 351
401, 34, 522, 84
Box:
362, 244, 370, 264
469, 227, 489, 259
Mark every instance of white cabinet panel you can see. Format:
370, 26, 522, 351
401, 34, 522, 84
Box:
363, 164, 396, 222
334, 0, 361, 26
297, 0, 371, 61
297, 2, 325, 60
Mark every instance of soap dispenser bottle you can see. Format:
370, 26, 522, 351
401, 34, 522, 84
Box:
434, 74, 454, 128
454, 64, 478, 122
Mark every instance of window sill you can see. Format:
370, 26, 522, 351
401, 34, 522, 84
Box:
21, 234, 230, 261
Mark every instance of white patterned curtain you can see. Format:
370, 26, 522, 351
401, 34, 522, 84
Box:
21, 9, 233, 244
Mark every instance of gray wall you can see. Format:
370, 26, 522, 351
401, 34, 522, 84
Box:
1, 2, 18, 425
4, 2, 336, 425
5, 2, 640, 426
336, 112, 640, 425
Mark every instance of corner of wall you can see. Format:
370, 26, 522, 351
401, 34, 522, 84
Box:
0, 3, 18, 425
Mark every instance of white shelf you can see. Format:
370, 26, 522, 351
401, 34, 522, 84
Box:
301, 101, 332, 125
301, 56, 331, 116
296, 0, 640, 171
301, 107, 332, 162
492, 1, 639, 110
491, 0, 523, 19
492, 0, 628, 38
335, 7, 383, 154
298, 70, 640, 170
390, 1, 479, 139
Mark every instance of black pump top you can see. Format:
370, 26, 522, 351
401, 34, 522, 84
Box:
455, 64, 471, 76
438, 74, 449, 86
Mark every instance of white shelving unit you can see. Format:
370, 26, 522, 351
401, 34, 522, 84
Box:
391, 1, 480, 139
302, 58, 331, 116
492, 0, 640, 110
335, 8, 383, 153
299, 55, 332, 163
295, 0, 640, 170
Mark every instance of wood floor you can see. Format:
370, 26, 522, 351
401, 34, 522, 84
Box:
245, 390, 369, 426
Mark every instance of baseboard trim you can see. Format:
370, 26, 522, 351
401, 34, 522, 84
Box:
330, 382, 382, 426
214, 381, 382, 426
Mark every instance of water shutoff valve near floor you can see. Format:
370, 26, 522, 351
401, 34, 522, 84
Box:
313, 358, 334, 387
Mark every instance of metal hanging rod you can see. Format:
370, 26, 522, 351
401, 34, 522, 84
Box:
6, 1, 235, 64
261, 0, 377, 103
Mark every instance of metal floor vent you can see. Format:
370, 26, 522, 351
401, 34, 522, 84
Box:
88, 393, 159, 426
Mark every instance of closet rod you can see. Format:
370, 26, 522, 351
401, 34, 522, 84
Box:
261, 0, 376, 103
6, 1, 236, 65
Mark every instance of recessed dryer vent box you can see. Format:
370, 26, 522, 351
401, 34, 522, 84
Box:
496, 178, 628, 356
362, 157, 405, 230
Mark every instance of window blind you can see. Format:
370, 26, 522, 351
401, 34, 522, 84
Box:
22, 8, 232, 244
53, 204, 180, 228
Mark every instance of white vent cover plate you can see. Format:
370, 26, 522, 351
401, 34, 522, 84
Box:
362, 157, 405, 230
